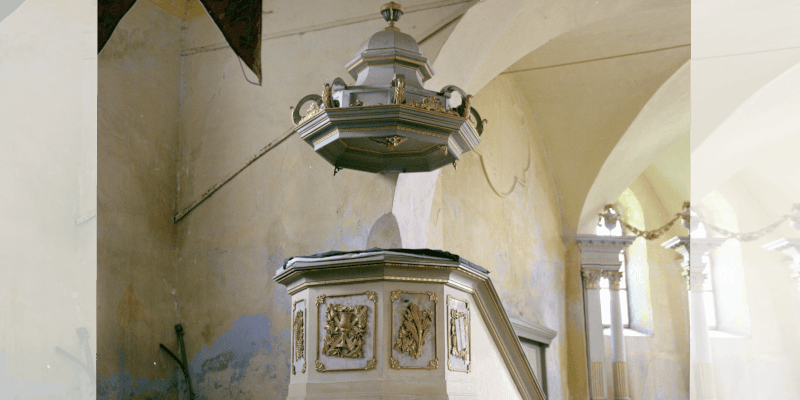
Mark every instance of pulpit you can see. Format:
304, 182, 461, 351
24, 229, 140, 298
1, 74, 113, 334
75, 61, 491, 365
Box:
274, 249, 545, 400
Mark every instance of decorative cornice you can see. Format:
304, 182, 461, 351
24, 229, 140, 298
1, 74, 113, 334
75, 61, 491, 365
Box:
575, 234, 637, 249
662, 236, 726, 278
508, 316, 557, 346
576, 235, 635, 271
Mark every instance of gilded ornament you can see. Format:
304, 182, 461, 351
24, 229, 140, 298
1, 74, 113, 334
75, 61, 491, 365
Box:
393, 302, 432, 359
439, 145, 448, 156
365, 358, 377, 370
459, 94, 472, 118
390, 290, 401, 302
294, 310, 305, 362
406, 96, 461, 117
315, 361, 325, 372
366, 291, 378, 303
394, 76, 405, 104
316, 294, 326, 307
427, 359, 438, 370
427, 291, 438, 302
322, 303, 369, 358
370, 135, 408, 149
297, 102, 323, 126
449, 308, 469, 362
390, 357, 400, 370
322, 83, 333, 109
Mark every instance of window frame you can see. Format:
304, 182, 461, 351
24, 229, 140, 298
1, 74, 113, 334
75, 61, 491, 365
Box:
600, 249, 631, 329
704, 252, 720, 331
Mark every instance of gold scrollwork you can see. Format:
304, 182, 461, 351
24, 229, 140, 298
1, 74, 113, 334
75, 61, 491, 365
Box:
427, 292, 438, 302
390, 290, 401, 302
394, 302, 432, 359
365, 358, 377, 370
316, 294, 326, 307
366, 291, 378, 303
407, 96, 460, 117
390, 357, 400, 370
298, 102, 323, 126
315, 361, 325, 372
322, 304, 368, 358
428, 359, 438, 370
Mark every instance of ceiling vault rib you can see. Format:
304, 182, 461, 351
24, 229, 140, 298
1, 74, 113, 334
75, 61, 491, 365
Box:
181, 0, 474, 57
501, 44, 690, 74
692, 43, 800, 60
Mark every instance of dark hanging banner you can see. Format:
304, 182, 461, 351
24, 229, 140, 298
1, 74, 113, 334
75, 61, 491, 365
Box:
0, 0, 26, 25
98, 0, 138, 53
198, 0, 263, 85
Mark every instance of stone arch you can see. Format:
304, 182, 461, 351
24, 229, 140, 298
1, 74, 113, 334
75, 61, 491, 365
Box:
692, 61, 800, 200
577, 61, 689, 234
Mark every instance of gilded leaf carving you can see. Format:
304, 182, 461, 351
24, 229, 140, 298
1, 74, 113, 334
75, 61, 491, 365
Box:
393, 302, 432, 359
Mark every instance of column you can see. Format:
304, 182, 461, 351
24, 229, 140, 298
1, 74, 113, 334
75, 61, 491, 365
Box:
582, 269, 607, 400
663, 236, 724, 400
604, 270, 629, 400
576, 235, 636, 400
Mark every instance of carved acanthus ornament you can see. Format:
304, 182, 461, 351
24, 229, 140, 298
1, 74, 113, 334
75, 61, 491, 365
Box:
321, 83, 334, 109
581, 270, 603, 290
394, 302, 432, 359
322, 304, 368, 358
686, 272, 708, 292
603, 271, 624, 290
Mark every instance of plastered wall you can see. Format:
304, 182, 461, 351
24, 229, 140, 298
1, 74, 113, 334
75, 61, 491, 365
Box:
1, 1, 96, 397
97, 1, 183, 397
708, 177, 800, 400
428, 75, 569, 399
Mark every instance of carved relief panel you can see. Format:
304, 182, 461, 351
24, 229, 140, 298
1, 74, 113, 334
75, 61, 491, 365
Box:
292, 300, 307, 375
447, 295, 471, 372
390, 291, 438, 370
315, 291, 378, 372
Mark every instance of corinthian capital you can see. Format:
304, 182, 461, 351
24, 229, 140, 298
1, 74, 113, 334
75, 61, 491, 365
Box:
581, 269, 603, 290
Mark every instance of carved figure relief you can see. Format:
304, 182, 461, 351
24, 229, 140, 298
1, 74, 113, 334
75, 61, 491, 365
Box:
447, 295, 471, 372
321, 83, 333, 109
394, 76, 405, 104
322, 304, 368, 358
394, 302, 432, 359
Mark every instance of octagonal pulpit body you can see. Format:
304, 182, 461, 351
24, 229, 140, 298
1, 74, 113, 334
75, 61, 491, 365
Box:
274, 249, 545, 400
290, 3, 485, 174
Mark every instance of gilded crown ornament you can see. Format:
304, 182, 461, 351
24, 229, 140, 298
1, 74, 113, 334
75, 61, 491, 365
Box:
289, 2, 486, 174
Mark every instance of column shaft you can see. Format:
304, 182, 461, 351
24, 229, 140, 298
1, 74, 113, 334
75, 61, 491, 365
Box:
583, 270, 607, 400
689, 272, 717, 400
606, 271, 629, 400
